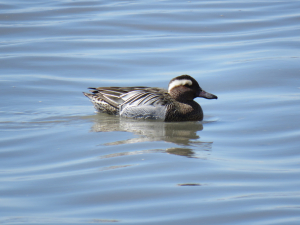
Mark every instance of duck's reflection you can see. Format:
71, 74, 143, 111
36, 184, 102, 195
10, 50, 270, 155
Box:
89, 113, 213, 158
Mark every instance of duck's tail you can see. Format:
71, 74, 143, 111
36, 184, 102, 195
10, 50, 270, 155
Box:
83, 92, 119, 115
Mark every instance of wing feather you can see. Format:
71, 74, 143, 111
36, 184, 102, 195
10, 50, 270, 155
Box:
86, 86, 170, 111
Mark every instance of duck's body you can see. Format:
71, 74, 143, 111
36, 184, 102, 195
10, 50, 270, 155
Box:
83, 75, 217, 122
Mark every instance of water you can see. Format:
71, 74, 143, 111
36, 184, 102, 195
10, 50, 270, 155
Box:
1, 0, 300, 224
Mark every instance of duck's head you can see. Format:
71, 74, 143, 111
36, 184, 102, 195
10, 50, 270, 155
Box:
168, 75, 218, 102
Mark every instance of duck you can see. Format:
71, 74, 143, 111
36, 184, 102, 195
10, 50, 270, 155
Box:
83, 75, 217, 122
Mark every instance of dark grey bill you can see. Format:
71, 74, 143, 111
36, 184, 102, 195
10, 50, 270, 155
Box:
199, 90, 218, 99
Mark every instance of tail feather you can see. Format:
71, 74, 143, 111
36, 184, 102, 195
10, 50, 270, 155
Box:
83, 92, 119, 115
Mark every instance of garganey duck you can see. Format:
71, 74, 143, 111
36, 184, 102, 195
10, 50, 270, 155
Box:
83, 75, 217, 121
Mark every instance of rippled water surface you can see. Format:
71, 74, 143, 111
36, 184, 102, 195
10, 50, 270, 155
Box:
1, 0, 300, 224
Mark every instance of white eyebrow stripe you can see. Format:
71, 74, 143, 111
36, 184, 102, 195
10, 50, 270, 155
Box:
168, 79, 192, 93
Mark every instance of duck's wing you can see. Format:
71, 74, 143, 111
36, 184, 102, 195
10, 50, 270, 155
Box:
120, 87, 170, 108
84, 87, 151, 108
85, 87, 144, 108
84, 87, 171, 119
119, 88, 171, 120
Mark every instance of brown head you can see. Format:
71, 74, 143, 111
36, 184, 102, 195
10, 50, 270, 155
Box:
168, 75, 218, 102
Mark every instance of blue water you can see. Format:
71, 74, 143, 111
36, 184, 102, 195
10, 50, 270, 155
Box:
1, 0, 300, 224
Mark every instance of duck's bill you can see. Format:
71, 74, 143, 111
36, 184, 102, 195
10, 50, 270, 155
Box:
199, 90, 218, 99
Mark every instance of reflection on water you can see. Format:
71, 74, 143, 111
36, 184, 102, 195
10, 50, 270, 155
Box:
89, 113, 213, 158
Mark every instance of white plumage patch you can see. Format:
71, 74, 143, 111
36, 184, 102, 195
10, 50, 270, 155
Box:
168, 79, 192, 93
